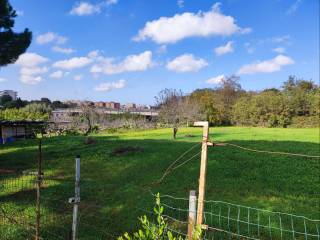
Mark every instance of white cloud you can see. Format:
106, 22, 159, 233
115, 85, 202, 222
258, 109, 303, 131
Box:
286, 0, 303, 15
273, 47, 285, 54
16, 53, 49, 67
206, 75, 225, 84
90, 51, 153, 74
166, 54, 208, 72
271, 35, 291, 44
177, 0, 184, 8
156, 45, 167, 54
133, 3, 250, 44
94, 79, 125, 92
20, 75, 44, 85
74, 75, 83, 81
19, 67, 48, 85
53, 57, 93, 70
49, 70, 66, 79
0, 77, 7, 82
52, 46, 75, 54
15, 53, 48, 85
106, 0, 118, 6
70, 2, 100, 16
214, 41, 234, 56
70, 0, 118, 16
238, 55, 294, 74
88, 50, 100, 58
244, 42, 255, 54
20, 67, 48, 76
36, 32, 67, 45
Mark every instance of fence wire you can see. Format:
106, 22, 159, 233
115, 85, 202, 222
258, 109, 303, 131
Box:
1, 136, 319, 240
153, 193, 320, 240
0, 172, 125, 240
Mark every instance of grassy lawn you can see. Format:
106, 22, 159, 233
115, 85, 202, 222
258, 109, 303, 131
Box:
0, 127, 319, 239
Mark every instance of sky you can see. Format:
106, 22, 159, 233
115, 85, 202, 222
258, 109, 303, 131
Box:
0, 0, 319, 105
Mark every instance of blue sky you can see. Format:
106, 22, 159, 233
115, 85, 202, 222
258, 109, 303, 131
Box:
0, 0, 319, 104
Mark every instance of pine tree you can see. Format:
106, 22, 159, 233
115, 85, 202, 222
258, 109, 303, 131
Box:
0, 0, 32, 67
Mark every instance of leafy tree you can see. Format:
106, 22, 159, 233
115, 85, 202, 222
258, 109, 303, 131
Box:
51, 100, 68, 109
156, 89, 184, 139
76, 105, 101, 135
0, 103, 50, 120
215, 75, 243, 125
282, 76, 317, 116
0, 97, 27, 108
0, 94, 12, 105
0, 0, 32, 67
189, 89, 219, 125
40, 97, 51, 105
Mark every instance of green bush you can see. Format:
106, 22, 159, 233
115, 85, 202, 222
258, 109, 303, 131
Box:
118, 193, 201, 240
289, 116, 319, 128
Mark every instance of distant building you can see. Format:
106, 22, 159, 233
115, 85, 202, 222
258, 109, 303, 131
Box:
82, 101, 94, 106
0, 90, 17, 100
125, 103, 136, 109
95, 102, 106, 108
51, 108, 82, 123
105, 102, 120, 109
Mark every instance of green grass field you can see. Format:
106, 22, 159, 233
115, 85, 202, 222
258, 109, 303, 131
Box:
0, 127, 319, 239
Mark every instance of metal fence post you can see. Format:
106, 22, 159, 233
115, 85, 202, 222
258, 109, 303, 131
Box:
70, 155, 80, 240
188, 190, 197, 240
35, 139, 43, 240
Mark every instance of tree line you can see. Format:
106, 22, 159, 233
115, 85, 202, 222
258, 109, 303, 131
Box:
156, 75, 319, 129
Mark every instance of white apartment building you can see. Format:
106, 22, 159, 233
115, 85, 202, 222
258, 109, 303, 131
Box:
0, 90, 18, 101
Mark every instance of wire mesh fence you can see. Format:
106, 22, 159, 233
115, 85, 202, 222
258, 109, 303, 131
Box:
0, 171, 127, 240
152, 193, 320, 240
1, 171, 320, 239
1, 136, 319, 240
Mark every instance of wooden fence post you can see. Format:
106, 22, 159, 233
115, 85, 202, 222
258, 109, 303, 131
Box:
193, 121, 209, 228
187, 190, 197, 240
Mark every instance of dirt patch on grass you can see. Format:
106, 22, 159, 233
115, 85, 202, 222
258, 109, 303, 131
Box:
0, 169, 16, 173
84, 137, 97, 145
111, 146, 143, 156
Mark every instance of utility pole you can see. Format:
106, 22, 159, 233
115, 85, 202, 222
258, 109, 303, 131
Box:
193, 121, 209, 228
70, 155, 81, 240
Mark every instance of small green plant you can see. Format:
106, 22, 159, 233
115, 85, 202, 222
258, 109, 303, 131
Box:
118, 193, 201, 240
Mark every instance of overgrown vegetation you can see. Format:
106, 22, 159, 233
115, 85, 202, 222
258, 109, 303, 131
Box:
0, 103, 51, 120
157, 75, 319, 128
118, 193, 202, 240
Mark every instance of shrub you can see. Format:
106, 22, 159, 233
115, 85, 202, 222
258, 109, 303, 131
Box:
289, 116, 319, 128
118, 193, 201, 240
